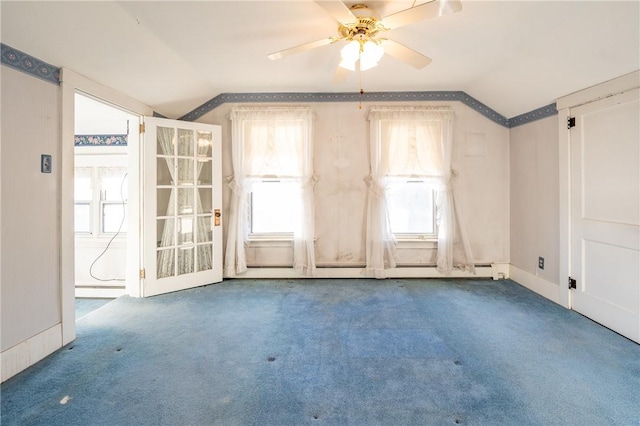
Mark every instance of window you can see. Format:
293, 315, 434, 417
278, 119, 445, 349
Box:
366, 106, 474, 276
386, 179, 436, 239
226, 106, 316, 276
249, 180, 297, 236
74, 165, 127, 235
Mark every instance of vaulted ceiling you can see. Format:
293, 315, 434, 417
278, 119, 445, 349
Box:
2, 1, 638, 119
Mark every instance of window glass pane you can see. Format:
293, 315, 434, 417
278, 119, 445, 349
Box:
197, 244, 213, 272
197, 215, 212, 243
102, 203, 127, 233
74, 168, 93, 200
178, 217, 194, 245
157, 248, 175, 278
387, 181, 435, 235
197, 131, 213, 158
100, 167, 128, 201
178, 188, 195, 215
178, 247, 194, 275
251, 181, 297, 234
177, 159, 194, 184
157, 219, 175, 247
178, 129, 194, 157
74, 203, 91, 233
197, 160, 212, 185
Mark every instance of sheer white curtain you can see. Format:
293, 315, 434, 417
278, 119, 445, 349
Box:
157, 127, 176, 278
225, 107, 316, 276
196, 132, 213, 272
367, 106, 474, 276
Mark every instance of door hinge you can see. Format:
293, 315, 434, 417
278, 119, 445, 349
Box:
139, 122, 145, 133
568, 277, 576, 289
567, 117, 576, 129
140, 269, 146, 279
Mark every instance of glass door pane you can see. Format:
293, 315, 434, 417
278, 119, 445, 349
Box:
143, 116, 221, 297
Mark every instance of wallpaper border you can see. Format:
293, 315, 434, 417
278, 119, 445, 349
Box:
179, 91, 512, 127
1, 43, 60, 85
1, 43, 558, 128
507, 103, 558, 128
74, 134, 128, 146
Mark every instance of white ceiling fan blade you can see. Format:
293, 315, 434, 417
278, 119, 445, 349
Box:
382, 0, 462, 30
314, 0, 356, 24
381, 39, 432, 69
268, 37, 335, 60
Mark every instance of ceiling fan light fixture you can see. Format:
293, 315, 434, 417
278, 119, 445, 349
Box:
360, 40, 384, 70
340, 41, 360, 64
339, 40, 384, 71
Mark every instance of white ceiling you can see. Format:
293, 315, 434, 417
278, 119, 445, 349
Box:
2, 1, 638, 119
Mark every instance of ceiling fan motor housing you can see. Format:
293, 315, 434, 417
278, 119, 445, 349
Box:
338, 4, 385, 42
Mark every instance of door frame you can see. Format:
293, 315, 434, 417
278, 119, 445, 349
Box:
60, 68, 153, 345
556, 70, 640, 310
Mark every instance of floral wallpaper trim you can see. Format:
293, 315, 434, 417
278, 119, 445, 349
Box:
75, 134, 128, 146
1, 43, 60, 85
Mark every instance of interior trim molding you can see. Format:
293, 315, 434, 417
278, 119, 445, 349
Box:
1, 43, 59, 85
1, 324, 62, 383
1, 42, 559, 129
509, 265, 560, 305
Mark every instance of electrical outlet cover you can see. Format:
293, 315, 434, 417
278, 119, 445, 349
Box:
41, 154, 52, 173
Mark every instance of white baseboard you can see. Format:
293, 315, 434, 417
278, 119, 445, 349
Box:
1, 324, 62, 383
75, 287, 125, 298
227, 264, 508, 280
509, 265, 560, 304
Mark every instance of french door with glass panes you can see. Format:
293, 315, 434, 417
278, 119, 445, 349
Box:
142, 117, 222, 297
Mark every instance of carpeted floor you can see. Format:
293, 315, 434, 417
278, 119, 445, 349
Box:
75, 298, 114, 319
2, 279, 638, 425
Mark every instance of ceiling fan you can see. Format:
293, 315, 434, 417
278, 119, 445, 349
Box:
268, 0, 462, 81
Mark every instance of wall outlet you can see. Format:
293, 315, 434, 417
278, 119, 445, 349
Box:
538, 256, 544, 270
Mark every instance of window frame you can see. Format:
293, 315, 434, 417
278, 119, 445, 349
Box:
247, 178, 296, 241
387, 178, 438, 242
74, 148, 128, 238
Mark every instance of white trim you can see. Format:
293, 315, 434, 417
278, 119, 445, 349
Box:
226, 264, 505, 280
1, 325, 62, 383
558, 106, 571, 308
75, 288, 125, 298
59, 68, 153, 346
60, 75, 76, 346
556, 71, 640, 111
509, 265, 560, 305
556, 72, 640, 310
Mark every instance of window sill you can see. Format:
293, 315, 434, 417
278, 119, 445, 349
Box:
246, 236, 293, 248
395, 238, 437, 249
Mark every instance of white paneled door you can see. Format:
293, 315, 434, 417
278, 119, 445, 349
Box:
570, 88, 640, 342
142, 117, 223, 297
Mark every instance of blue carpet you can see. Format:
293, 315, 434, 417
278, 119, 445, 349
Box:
2, 279, 638, 425
75, 298, 114, 319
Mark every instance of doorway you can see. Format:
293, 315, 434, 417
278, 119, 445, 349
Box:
73, 93, 140, 304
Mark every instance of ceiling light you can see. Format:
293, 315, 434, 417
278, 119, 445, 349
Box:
339, 40, 384, 71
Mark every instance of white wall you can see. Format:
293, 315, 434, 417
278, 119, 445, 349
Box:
198, 101, 510, 270
1, 67, 62, 359
510, 116, 560, 285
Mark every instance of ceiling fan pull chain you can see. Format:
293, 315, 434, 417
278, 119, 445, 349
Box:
358, 62, 364, 110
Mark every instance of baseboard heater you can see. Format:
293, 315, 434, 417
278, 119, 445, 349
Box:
230, 264, 508, 280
